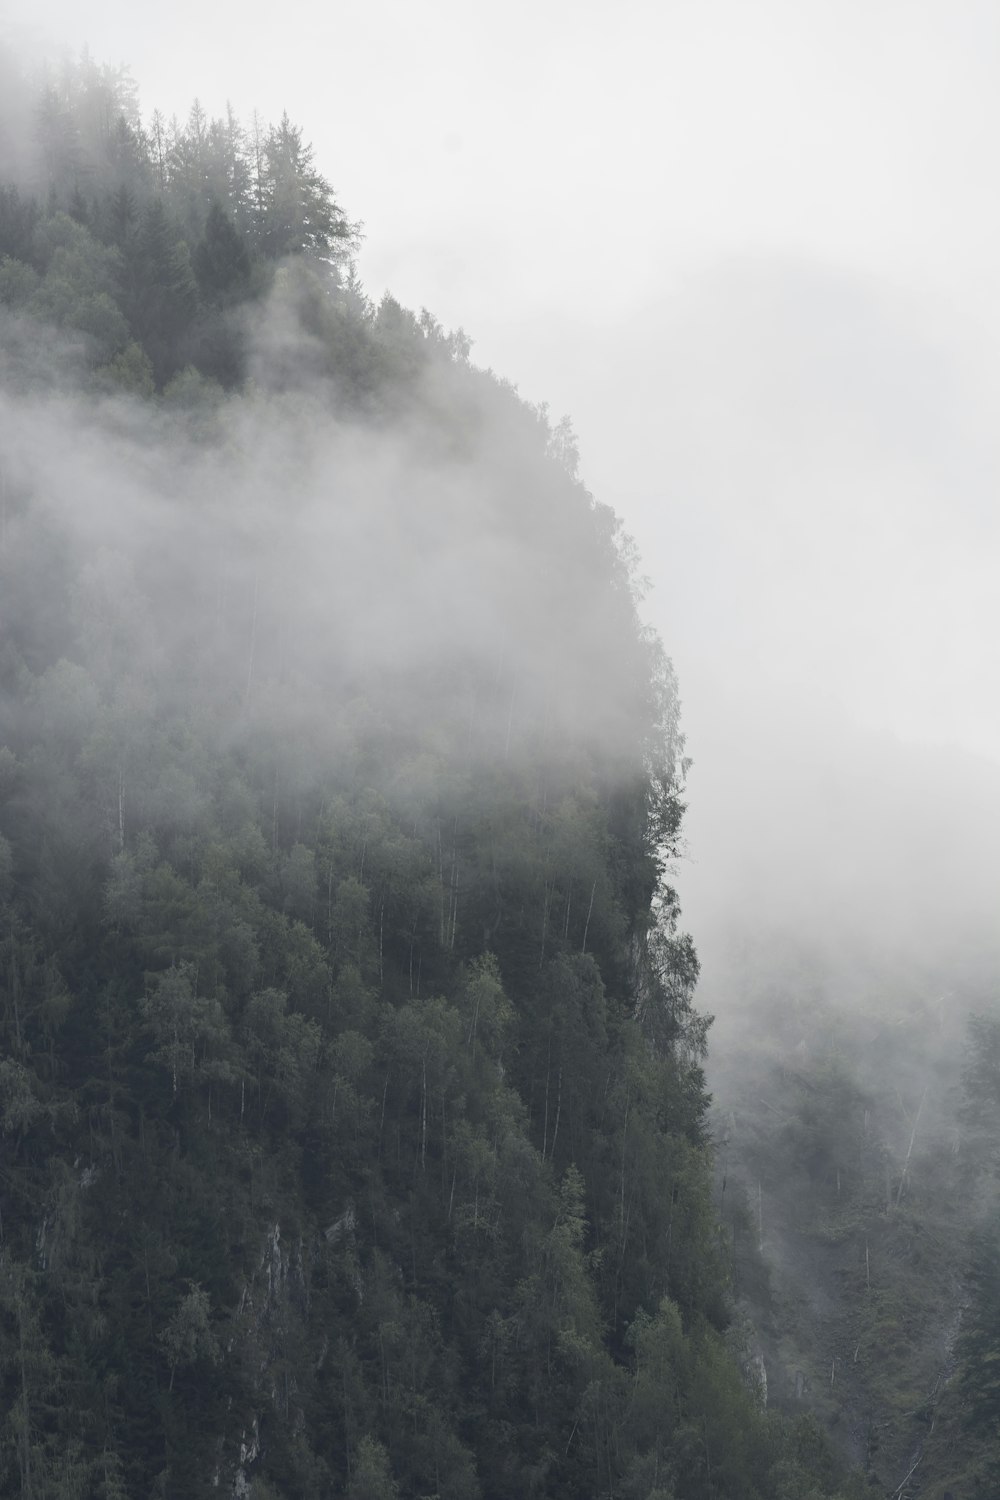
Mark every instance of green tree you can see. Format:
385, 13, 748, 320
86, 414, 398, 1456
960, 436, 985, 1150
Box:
349, 1436, 399, 1500
160, 1281, 221, 1390
140, 961, 235, 1106
193, 198, 251, 301
257, 112, 354, 259
123, 198, 198, 379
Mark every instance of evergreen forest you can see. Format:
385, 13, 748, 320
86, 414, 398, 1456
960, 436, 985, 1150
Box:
0, 47, 997, 1500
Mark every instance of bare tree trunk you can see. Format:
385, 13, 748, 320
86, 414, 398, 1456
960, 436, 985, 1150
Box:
378, 898, 384, 987
895, 1087, 928, 1208
581, 880, 596, 955
550, 1065, 562, 1162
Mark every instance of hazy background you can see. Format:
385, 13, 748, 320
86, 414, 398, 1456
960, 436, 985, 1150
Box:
12, 0, 1000, 1021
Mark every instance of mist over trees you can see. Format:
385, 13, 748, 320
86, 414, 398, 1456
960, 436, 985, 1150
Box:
683, 714, 1000, 1492
0, 49, 357, 393
2, 41, 997, 1500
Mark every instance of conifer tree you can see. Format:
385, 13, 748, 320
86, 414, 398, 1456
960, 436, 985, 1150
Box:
194, 200, 251, 301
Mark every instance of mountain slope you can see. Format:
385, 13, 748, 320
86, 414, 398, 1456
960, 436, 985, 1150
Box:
0, 50, 862, 1500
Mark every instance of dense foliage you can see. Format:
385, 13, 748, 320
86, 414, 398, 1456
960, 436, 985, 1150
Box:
0, 48, 356, 391
0, 50, 867, 1500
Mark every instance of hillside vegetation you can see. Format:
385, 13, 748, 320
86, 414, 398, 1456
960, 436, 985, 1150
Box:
0, 48, 880, 1500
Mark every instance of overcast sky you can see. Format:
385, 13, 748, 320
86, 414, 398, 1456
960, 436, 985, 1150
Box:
13, 0, 1000, 980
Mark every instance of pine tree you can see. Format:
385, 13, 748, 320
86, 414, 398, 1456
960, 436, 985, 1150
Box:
256, 112, 353, 259
124, 197, 198, 378
193, 200, 251, 301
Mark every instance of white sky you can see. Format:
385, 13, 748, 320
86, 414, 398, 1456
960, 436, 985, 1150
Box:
13, 0, 1000, 963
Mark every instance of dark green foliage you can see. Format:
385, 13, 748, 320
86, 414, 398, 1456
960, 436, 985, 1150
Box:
0, 51, 353, 391
119, 198, 199, 379
0, 44, 862, 1500
0, 185, 40, 263
193, 200, 251, 301
256, 112, 353, 259
706, 953, 1000, 1495
957, 1225, 1000, 1450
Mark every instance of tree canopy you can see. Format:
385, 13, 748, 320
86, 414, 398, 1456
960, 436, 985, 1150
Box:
0, 45, 868, 1500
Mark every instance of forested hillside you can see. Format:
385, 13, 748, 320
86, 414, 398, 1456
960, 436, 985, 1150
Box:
0, 48, 870, 1500
697, 753, 1000, 1498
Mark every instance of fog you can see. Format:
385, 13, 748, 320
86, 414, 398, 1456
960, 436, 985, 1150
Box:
6, 24, 1000, 1485
594, 257, 1000, 1049
7, 4, 1000, 1041
0, 294, 670, 894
